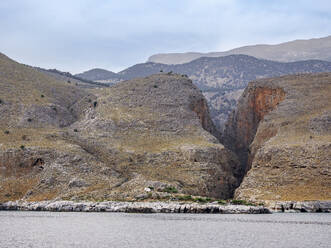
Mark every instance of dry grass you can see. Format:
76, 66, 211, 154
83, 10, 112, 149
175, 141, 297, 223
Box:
0, 177, 39, 202
0, 127, 80, 152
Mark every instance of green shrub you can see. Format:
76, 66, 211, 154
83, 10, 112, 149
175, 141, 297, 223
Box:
153, 85, 158, 88
230, 199, 254, 206
20, 145, 25, 150
177, 195, 193, 201
73, 129, 78, 132
0, 99, 3, 104
4, 130, 10, 135
163, 186, 178, 194
27, 118, 32, 122
41, 94, 45, 98
93, 101, 98, 108
217, 200, 227, 205
194, 197, 208, 203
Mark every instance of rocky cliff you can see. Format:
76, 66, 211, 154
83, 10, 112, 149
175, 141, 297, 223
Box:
223, 73, 331, 201
0, 53, 241, 202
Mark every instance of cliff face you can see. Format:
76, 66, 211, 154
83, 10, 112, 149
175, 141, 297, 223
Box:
0, 53, 241, 202
223, 86, 285, 170
223, 73, 331, 201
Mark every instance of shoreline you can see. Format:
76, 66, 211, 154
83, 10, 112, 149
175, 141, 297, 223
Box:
1, 200, 330, 213
0, 200, 270, 214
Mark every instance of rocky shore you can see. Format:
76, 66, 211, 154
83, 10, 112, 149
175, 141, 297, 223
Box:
1, 200, 330, 213
267, 201, 331, 213
0, 201, 270, 214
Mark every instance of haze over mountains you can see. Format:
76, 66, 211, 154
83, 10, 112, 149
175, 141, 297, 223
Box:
148, 35, 331, 65
76, 54, 331, 131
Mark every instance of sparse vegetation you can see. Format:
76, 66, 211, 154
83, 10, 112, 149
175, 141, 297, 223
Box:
176, 195, 193, 201
4, 130, 10, 134
162, 186, 178, 194
217, 200, 227, 205
0, 99, 3, 104
194, 197, 208, 203
27, 118, 32, 122
230, 199, 254, 206
73, 129, 78, 132
93, 101, 98, 108
153, 85, 158, 88
41, 94, 45, 98
20, 145, 25, 150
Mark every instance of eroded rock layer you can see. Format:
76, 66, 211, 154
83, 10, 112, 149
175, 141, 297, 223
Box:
224, 73, 331, 201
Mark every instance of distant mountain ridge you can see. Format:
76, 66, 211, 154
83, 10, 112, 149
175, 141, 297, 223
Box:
35, 68, 109, 88
75, 68, 121, 82
147, 35, 331, 64
76, 54, 331, 131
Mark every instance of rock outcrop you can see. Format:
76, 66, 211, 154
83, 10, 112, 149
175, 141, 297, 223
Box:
0, 53, 241, 202
223, 73, 331, 202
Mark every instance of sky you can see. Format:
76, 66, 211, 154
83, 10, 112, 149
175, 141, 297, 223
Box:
0, 0, 330, 73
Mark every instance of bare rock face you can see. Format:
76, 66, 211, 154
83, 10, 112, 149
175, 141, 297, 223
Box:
0, 53, 241, 202
223, 85, 286, 171
223, 73, 331, 202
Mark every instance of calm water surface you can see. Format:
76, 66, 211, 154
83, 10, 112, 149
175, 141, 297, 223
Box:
0, 211, 330, 248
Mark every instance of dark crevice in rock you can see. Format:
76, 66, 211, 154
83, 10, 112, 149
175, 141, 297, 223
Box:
222, 85, 286, 184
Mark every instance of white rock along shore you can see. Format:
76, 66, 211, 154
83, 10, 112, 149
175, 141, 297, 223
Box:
1, 200, 330, 213
0, 201, 270, 214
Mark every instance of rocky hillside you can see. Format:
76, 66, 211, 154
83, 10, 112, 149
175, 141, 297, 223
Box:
148, 35, 331, 64
78, 55, 331, 131
223, 73, 331, 202
0, 53, 241, 202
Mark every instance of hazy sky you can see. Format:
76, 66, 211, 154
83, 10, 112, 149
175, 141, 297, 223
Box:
1, 0, 330, 73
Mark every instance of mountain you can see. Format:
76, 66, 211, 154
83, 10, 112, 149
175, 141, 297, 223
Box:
0, 52, 241, 202
223, 73, 331, 202
36, 68, 109, 88
148, 35, 331, 64
75, 68, 122, 84
99, 55, 331, 131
